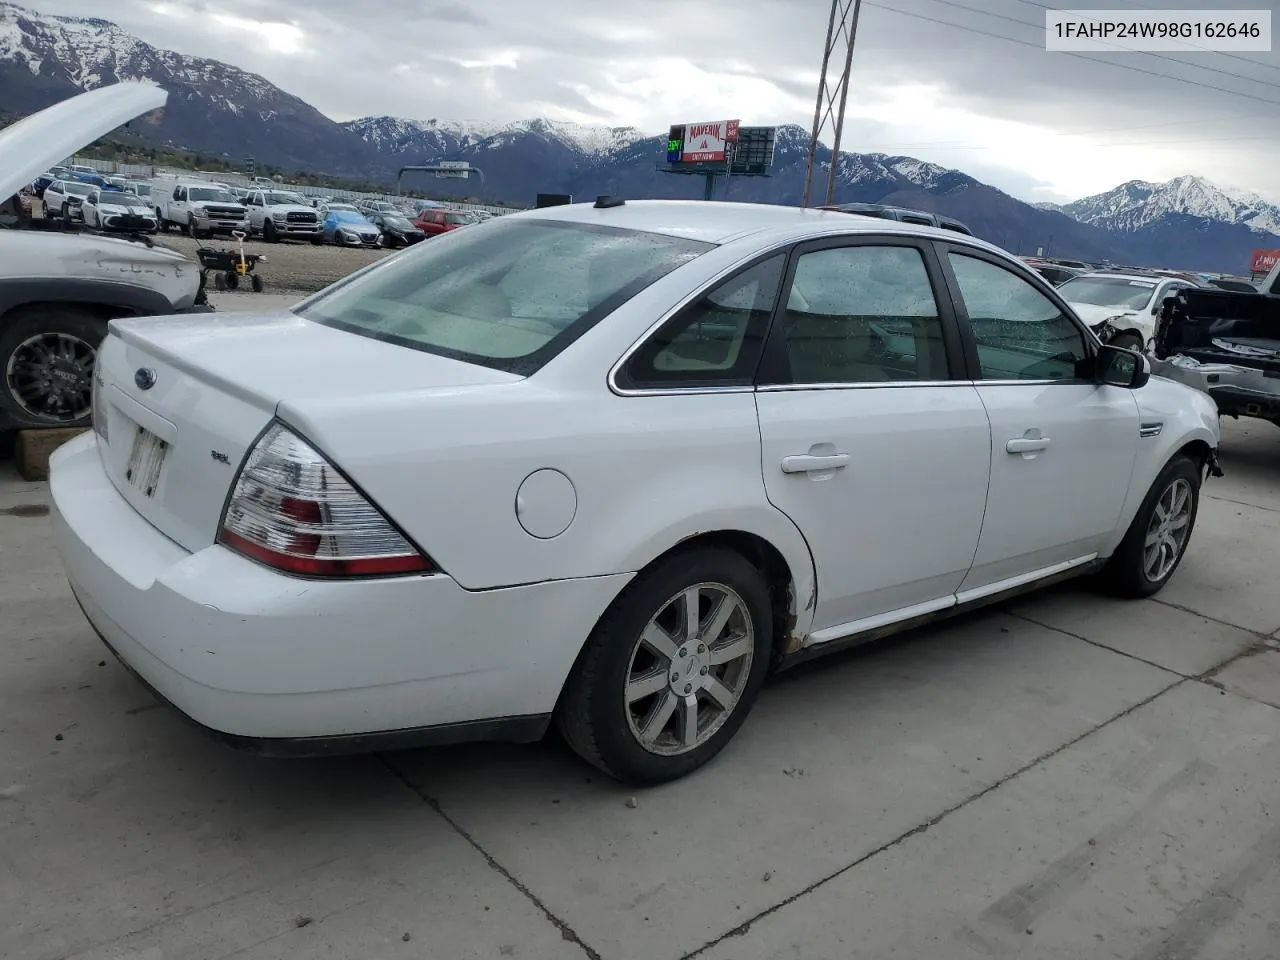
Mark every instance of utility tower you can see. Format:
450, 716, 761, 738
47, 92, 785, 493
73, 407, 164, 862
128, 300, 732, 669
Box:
801, 0, 864, 209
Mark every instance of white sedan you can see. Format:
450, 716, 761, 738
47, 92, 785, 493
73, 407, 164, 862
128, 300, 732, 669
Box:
50, 200, 1221, 785
82, 188, 159, 233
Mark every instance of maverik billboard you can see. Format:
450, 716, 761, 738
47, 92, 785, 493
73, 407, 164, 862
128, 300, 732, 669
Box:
671, 120, 741, 163
1250, 248, 1280, 274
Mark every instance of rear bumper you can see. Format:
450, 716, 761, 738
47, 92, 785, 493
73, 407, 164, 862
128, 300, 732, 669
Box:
49, 432, 630, 747
1153, 357, 1280, 419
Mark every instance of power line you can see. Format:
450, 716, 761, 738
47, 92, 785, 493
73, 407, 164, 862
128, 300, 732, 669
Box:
840, 113, 1280, 154
856, 133, 1280, 152
861, 1, 1280, 108
926, 0, 1280, 94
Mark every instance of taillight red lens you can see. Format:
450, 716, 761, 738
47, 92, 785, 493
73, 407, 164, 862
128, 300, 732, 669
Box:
217, 422, 435, 578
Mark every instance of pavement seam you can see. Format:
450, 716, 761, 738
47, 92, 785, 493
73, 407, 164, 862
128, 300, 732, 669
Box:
1011, 610, 1280, 715
1203, 493, 1280, 515
677, 677, 1189, 959
1150, 596, 1267, 636
378, 755, 603, 960
1009, 611, 1190, 680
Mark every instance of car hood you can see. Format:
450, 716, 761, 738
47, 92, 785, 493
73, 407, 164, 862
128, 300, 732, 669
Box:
0, 82, 167, 203
268, 204, 315, 214
98, 199, 152, 213
1068, 302, 1141, 328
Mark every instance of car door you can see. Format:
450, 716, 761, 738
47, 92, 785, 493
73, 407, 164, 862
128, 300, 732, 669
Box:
754, 237, 992, 641
937, 244, 1140, 597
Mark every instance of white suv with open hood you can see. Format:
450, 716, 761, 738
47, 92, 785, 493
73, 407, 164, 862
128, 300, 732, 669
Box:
0, 82, 206, 432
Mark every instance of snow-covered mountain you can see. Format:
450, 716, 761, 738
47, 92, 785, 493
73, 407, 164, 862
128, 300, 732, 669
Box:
341, 115, 642, 161
1062, 175, 1280, 236
0, 0, 373, 174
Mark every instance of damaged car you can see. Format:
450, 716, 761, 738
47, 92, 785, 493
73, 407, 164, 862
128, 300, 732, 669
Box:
1153, 259, 1280, 428
0, 82, 209, 433
1059, 271, 1201, 353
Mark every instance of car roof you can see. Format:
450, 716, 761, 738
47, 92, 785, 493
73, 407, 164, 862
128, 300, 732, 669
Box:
1072, 271, 1175, 283
512, 199, 1003, 249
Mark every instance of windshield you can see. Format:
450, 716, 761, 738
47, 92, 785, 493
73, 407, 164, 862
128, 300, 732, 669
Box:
1058, 276, 1156, 311
383, 216, 414, 230
332, 210, 368, 224
264, 192, 306, 205
190, 187, 238, 202
99, 193, 149, 209
446, 213, 476, 225
62, 182, 93, 196
299, 219, 712, 374
129, 184, 151, 197
328, 204, 359, 213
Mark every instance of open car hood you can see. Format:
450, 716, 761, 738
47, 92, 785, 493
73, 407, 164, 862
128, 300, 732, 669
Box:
0, 82, 167, 202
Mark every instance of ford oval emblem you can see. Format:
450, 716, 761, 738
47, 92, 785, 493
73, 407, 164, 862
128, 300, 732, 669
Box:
134, 367, 157, 391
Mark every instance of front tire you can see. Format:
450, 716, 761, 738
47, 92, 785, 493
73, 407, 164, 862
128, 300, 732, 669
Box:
1101, 455, 1200, 597
0, 306, 107, 429
262, 220, 278, 243
557, 547, 773, 785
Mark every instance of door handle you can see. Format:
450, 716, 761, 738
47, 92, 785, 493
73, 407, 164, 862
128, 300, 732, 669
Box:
781, 453, 850, 474
1006, 437, 1051, 454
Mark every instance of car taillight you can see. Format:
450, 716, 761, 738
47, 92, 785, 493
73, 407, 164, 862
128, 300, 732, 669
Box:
217, 422, 435, 578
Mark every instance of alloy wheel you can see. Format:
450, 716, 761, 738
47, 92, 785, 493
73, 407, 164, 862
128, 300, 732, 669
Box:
624, 583, 755, 756
1143, 478, 1192, 582
4, 331, 95, 421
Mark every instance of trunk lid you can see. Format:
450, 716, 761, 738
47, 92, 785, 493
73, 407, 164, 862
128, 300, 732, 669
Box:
95, 310, 521, 552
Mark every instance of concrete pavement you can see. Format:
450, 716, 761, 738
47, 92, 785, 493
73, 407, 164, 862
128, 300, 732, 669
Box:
2, 418, 1279, 959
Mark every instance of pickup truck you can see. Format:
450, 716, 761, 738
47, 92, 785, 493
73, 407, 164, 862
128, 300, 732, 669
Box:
0, 82, 210, 433
1153, 258, 1280, 429
152, 181, 250, 238
243, 188, 322, 243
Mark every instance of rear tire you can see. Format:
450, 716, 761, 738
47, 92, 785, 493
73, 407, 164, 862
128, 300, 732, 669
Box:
1100, 455, 1201, 598
251, 274, 265, 293
557, 547, 773, 785
0, 306, 107, 430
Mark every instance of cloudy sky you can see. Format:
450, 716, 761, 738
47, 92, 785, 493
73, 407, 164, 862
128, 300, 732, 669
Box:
25, 0, 1280, 202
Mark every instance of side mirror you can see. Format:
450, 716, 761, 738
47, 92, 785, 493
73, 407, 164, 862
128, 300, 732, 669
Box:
1097, 344, 1150, 389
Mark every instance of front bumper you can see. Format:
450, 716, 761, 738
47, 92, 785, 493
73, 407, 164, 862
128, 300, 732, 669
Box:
49, 433, 629, 751
267, 218, 322, 236
194, 215, 250, 235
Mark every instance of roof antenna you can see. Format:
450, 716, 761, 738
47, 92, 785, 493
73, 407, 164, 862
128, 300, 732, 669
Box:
594, 195, 625, 209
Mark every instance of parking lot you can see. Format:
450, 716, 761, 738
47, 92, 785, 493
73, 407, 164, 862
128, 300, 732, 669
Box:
2, 390, 1278, 959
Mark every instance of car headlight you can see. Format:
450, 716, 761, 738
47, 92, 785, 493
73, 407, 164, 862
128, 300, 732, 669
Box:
343, 230, 360, 240
271, 210, 287, 220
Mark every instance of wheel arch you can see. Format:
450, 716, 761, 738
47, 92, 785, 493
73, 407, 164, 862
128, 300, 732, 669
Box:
0, 279, 172, 322
597, 515, 818, 662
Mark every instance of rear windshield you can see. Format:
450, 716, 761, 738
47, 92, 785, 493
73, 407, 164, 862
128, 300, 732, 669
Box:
299, 218, 713, 375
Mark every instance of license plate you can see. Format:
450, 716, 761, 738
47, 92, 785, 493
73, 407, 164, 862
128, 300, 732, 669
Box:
125, 425, 169, 499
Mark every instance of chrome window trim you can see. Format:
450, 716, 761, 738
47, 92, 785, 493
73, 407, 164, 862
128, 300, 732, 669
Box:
607, 246, 786, 398
756, 380, 967, 392
607, 230, 1043, 398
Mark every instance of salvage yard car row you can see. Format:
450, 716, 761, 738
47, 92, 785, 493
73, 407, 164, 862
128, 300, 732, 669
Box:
25, 167, 486, 250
